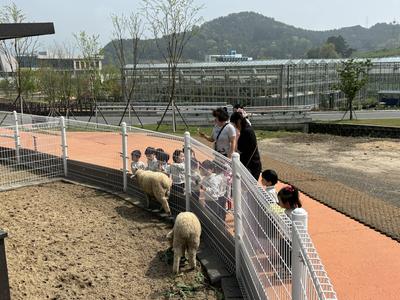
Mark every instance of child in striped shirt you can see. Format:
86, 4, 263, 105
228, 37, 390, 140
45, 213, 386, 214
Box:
169, 149, 185, 194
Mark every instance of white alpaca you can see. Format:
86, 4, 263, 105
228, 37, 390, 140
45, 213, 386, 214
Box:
132, 169, 172, 215
166, 212, 201, 274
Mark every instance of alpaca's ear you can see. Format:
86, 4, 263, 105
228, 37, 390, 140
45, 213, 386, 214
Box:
166, 231, 173, 240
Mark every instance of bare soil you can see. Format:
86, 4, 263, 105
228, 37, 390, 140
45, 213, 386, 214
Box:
259, 133, 400, 207
0, 181, 219, 300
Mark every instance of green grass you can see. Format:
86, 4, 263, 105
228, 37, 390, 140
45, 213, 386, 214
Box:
64, 122, 300, 140
353, 47, 400, 58
334, 118, 400, 127
141, 124, 213, 137
141, 124, 298, 140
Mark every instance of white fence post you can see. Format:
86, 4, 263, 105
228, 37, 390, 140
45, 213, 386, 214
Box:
60, 117, 68, 177
121, 122, 128, 192
232, 152, 242, 279
184, 132, 191, 211
13, 111, 20, 164
291, 208, 308, 300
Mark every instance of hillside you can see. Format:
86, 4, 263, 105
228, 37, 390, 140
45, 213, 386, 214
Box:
103, 12, 400, 64
353, 47, 400, 58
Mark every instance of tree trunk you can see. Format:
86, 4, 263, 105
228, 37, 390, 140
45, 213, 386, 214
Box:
171, 69, 177, 132
121, 70, 127, 103
349, 97, 353, 120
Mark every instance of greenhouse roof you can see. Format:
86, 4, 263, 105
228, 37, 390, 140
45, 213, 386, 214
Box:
126, 57, 400, 70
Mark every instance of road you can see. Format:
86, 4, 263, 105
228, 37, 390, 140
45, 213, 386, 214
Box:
75, 110, 400, 125
1, 109, 399, 126
310, 110, 400, 121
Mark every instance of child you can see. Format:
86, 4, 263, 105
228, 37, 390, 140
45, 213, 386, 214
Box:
200, 160, 226, 223
277, 185, 302, 219
276, 185, 303, 278
155, 148, 165, 161
257, 170, 279, 256
169, 149, 185, 194
156, 150, 170, 174
131, 150, 146, 172
145, 146, 158, 171
261, 169, 279, 204
190, 158, 201, 201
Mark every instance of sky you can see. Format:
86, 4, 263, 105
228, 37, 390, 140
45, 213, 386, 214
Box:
2, 0, 400, 49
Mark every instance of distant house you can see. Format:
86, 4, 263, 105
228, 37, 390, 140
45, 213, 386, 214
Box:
205, 50, 253, 62
16, 51, 103, 74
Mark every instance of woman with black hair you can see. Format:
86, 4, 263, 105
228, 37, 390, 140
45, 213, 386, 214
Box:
230, 112, 262, 180
198, 107, 236, 158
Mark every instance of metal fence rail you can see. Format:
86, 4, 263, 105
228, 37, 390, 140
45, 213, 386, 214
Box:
234, 160, 293, 299
292, 221, 337, 300
0, 111, 337, 300
0, 115, 63, 190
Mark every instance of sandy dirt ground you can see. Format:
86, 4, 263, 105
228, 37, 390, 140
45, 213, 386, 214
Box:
259, 134, 400, 207
0, 181, 218, 300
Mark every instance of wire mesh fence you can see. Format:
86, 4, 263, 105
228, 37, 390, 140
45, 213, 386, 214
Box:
234, 160, 336, 300
0, 111, 337, 300
189, 137, 236, 272
63, 119, 124, 191
126, 125, 186, 213
0, 120, 63, 190
236, 162, 293, 300
292, 221, 337, 300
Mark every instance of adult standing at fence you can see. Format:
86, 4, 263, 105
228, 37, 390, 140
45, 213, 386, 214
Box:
230, 112, 262, 180
198, 107, 236, 158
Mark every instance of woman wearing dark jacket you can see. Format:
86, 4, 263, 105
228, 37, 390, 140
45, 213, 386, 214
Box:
230, 112, 262, 180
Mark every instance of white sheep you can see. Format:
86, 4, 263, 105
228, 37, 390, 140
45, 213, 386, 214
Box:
166, 212, 202, 274
132, 169, 172, 215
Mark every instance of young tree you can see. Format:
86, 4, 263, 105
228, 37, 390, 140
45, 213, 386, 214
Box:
34, 42, 76, 117
319, 43, 340, 59
0, 2, 38, 120
37, 65, 60, 116
73, 31, 106, 123
337, 59, 372, 120
51, 42, 77, 117
111, 12, 144, 126
143, 0, 203, 132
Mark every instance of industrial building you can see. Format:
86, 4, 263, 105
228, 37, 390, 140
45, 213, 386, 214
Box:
125, 57, 400, 108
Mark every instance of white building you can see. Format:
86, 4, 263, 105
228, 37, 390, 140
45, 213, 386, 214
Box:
205, 50, 253, 62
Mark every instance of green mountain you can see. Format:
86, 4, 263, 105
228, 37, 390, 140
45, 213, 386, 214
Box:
103, 12, 400, 64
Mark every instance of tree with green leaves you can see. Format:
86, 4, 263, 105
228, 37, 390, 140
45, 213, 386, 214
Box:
73, 31, 107, 123
336, 59, 372, 120
73, 31, 102, 102
327, 35, 354, 58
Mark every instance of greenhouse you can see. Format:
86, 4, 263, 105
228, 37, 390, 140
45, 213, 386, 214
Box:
125, 57, 400, 108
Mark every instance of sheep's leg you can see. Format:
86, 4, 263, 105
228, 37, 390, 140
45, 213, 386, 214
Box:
144, 194, 150, 208
187, 247, 197, 270
173, 247, 183, 274
161, 196, 171, 215
166, 230, 174, 248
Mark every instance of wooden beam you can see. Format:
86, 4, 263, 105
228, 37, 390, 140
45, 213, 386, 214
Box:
0, 23, 55, 40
